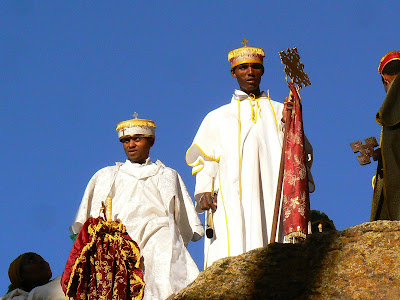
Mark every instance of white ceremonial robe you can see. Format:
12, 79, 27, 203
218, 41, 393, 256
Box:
186, 90, 313, 268
71, 158, 204, 300
0, 276, 64, 300
0, 289, 28, 300
28, 276, 64, 300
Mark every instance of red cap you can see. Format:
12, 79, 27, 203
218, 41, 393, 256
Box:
378, 51, 400, 74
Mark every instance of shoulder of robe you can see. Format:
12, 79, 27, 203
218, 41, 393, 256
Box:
199, 103, 235, 125
155, 160, 179, 178
90, 163, 122, 179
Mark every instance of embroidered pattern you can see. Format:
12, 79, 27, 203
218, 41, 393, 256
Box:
61, 217, 145, 300
282, 89, 310, 242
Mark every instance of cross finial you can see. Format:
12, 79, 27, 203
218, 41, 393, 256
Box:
133, 112, 138, 119
350, 137, 380, 165
242, 37, 248, 47
279, 47, 311, 89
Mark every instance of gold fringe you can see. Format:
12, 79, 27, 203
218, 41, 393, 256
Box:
116, 119, 156, 131
228, 47, 265, 61
284, 231, 307, 243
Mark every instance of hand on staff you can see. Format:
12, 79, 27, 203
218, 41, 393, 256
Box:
282, 91, 294, 123
200, 192, 217, 211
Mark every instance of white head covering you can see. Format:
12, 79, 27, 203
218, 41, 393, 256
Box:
116, 113, 156, 140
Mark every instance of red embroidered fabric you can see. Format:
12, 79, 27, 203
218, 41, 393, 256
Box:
282, 87, 310, 241
61, 217, 145, 300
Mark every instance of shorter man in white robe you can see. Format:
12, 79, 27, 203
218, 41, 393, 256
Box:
70, 115, 204, 300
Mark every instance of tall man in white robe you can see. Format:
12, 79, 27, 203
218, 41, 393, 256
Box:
186, 40, 314, 268
70, 115, 204, 300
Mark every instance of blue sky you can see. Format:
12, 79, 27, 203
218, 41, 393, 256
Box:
1, 1, 399, 292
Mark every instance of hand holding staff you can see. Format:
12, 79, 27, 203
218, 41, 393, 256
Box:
200, 178, 217, 238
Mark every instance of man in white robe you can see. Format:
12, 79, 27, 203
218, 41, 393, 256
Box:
186, 40, 314, 268
70, 115, 204, 300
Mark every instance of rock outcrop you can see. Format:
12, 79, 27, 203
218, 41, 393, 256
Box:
175, 221, 400, 299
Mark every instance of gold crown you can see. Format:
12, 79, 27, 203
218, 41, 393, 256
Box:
116, 119, 156, 131
116, 113, 156, 140
228, 38, 265, 69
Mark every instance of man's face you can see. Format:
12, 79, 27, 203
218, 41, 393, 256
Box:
382, 73, 398, 93
231, 63, 264, 95
121, 135, 153, 163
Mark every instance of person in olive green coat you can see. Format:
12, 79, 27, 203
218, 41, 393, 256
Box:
371, 51, 400, 221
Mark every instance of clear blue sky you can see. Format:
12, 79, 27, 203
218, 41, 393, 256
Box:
1, 1, 399, 292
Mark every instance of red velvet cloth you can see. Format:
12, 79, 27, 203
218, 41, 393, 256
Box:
61, 217, 145, 299
282, 84, 310, 241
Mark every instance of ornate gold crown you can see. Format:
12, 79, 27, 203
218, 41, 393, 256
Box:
228, 38, 265, 69
116, 113, 156, 140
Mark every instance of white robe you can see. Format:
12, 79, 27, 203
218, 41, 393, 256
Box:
0, 276, 64, 300
70, 159, 204, 300
186, 90, 289, 268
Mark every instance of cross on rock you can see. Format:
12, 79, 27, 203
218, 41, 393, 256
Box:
350, 137, 381, 165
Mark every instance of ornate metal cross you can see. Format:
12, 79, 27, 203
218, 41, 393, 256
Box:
242, 37, 248, 47
350, 137, 381, 165
279, 47, 311, 89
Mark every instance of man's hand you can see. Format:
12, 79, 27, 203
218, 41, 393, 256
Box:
282, 91, 294, 123
199, 192, 217, 211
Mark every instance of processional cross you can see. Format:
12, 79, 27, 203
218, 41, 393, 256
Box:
279, 47, 311, 89
270, 47, 311, 243
350, 137, 380, 165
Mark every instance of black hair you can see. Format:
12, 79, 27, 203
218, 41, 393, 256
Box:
382, 60, 400, 75
381, 60, 400, 84
146, 136, 155, 147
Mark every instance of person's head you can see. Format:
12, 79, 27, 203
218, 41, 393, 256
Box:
378, 51, 400, 92
231, 63, 264, 96
8, 252, 52, 292
228, 39, 265, 96
116, 114, 156, 163
120, 135, 154, 163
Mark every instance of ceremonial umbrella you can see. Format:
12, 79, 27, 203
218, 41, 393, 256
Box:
61, 197, 145, 300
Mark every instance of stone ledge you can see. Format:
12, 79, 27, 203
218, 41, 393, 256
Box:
175, 221, 400, 300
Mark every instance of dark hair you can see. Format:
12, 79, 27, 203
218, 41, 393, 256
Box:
381, 60, 400, 84
146, 136, 155, 147
382, 60, 400, 75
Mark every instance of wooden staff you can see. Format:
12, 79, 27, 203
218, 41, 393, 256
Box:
106, 196, 112, 221
206, 177, 215, 239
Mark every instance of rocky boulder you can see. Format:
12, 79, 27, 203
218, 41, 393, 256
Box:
175, 221, 400, 299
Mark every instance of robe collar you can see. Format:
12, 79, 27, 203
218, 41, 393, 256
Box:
121, 157, 160, 179
125, 157, 153, 167
232, 89, 267, 102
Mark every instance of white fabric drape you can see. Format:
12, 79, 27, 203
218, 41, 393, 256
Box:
70, 159, 204, 300
0, 276, 64, 300
186, 90, 286, 268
